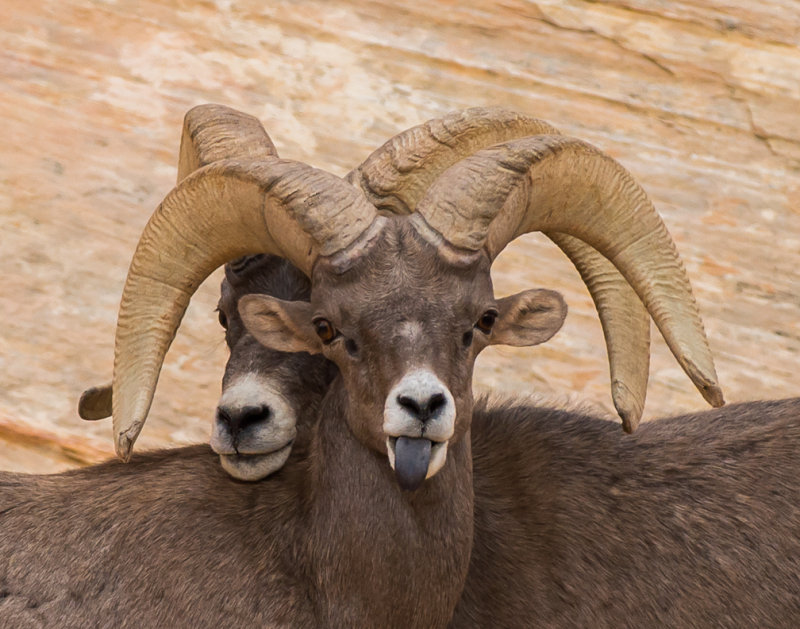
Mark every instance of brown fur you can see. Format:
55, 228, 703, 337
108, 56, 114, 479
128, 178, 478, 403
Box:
0, 392, 472, 628
225, 255, 800, 627
455, 396, 800, 627
1, 229, 485, 628
7, 399, 796, 627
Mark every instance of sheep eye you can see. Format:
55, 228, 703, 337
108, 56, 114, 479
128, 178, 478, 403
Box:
475, 310, 498, 334
313, 318, 338, 343
217, 308, 228, 330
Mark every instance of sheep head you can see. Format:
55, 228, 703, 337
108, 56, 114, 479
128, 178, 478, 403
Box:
97, 105, 723, 492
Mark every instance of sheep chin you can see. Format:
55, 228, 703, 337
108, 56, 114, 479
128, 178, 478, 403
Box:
219, 444, 293, 482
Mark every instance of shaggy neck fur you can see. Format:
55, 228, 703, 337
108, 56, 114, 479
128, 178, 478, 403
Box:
304, 381, 473, 627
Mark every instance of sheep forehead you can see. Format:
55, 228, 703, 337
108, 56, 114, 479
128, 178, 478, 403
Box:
311, 222, 494, 339
398, 320, 424, 342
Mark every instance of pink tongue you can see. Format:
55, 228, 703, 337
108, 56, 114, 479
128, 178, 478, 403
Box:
394, 437, 432, 491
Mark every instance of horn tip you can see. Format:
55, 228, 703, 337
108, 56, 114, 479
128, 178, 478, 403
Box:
115, 431, 135, 463
704, 384, 726, 408
618, 412, 640, 434
679, 355, 725, 408
611, 380, 644, 433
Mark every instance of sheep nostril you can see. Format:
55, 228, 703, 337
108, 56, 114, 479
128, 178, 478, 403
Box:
397, 393, 447, 423
216, 404, 272, 439
238, 405, 272, 431
397, 395, 421, 417
428, 393, 446, 416
216, 406, 234, 428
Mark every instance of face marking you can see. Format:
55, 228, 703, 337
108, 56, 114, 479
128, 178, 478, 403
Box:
398, 321, 424, 343
383, 369, 456, 442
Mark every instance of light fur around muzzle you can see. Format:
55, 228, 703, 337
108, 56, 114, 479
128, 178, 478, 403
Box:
212, 373, 297, 481
383, 369, 456, 481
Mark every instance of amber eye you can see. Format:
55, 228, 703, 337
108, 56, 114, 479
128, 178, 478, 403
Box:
475, 310, 498, 334
217, 308, 228, 330
313, 318, 338, 343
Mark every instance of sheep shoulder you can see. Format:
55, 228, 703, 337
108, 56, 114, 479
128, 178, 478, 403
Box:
459, 397, 800, 628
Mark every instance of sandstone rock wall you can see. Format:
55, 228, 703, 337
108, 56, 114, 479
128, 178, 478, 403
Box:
2, 0, 799, 472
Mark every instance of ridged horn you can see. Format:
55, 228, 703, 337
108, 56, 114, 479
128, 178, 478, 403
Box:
347, 107, 559, 213
349, 107, 650, 430
177, 104, 279, 182
416, 135, 723, 409
547, 232, 649, 430
112, 158, 377, 461
78, 105, 282, 424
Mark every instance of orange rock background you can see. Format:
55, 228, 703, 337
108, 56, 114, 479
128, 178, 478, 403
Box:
2, 0, 799, 472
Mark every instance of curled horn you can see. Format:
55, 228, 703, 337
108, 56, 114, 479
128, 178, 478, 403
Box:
546, 232, 649, 429
78, 104, 282, 424
349, 107, 650, 430
110, 159, 378, 461
415, 135, 724, 409
348, 107, 558, 214
177, 104, 279, 182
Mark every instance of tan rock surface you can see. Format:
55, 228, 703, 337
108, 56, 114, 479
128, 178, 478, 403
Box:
2, 0, 799, 472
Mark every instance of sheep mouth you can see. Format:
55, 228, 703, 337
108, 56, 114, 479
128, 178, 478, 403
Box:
386, 437, 449, 491
218, 441, 294, 482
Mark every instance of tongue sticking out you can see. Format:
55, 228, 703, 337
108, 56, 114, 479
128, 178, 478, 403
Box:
394, 437, 432, 491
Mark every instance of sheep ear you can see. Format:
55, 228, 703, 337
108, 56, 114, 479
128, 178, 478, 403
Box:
239, 294, 323, 354
490, 289, 567, 347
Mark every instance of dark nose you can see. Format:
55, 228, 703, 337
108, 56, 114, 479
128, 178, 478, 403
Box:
216, 404, 272, 441
397, 393, 446, 423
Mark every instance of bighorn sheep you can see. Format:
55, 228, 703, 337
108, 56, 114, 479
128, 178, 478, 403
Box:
78, 104, 685, 470
77, 105, 332, 482
100, 107, 799, 625
80, 104, 656, 476
83, 242, 800, 626
211, 254, 800, 626
83, 255, 332, 482
4, 105, 732, 626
